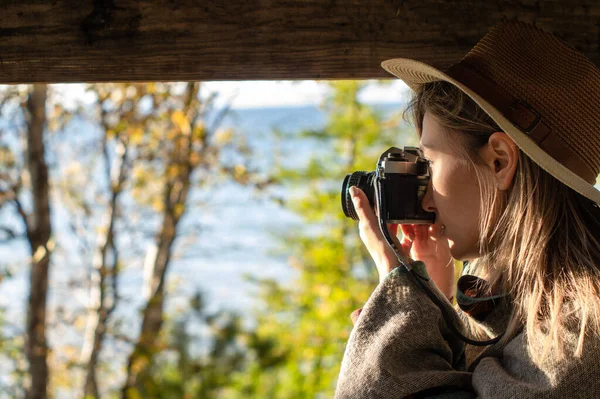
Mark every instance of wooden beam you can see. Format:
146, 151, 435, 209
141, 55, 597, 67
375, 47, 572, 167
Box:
1, 1, 600, 83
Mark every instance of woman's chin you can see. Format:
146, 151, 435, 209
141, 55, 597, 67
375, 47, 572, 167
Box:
448, 241, 470, 262
449, 241, 479, 262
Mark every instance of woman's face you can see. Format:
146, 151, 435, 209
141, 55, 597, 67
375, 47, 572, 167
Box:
419, 112, 483, 261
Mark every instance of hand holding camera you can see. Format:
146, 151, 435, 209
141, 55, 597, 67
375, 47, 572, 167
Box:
349, 185, 410, 283
343, 147, 454, 297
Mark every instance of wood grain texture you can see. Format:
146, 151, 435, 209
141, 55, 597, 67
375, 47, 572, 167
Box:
1, 1, 600, 83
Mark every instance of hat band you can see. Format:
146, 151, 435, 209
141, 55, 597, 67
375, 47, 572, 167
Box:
445, 63, 595, 184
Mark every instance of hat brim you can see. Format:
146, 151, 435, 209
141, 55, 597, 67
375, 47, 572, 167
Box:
382, 58, 600, 205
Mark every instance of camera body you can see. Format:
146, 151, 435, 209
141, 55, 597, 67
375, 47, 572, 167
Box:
341, 147, 435, 224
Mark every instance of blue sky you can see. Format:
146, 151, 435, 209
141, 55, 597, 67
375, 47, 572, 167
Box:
50, 80, 410, 110
202, 80, 410, 108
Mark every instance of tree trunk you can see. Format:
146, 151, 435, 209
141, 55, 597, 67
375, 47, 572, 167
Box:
24, 84, 51, 399
81, 135, 128, 399
121, 174, 193, 397
121, 83, 199, 398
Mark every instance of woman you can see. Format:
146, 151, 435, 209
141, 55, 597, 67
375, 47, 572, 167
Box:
335, 21, 600, 398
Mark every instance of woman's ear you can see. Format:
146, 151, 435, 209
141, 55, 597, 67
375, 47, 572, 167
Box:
480, 132, 519, 190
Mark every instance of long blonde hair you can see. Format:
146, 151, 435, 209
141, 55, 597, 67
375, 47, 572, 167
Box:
405, 80, 600, 361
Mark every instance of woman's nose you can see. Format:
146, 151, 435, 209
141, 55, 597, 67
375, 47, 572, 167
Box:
421, 179, 436, 213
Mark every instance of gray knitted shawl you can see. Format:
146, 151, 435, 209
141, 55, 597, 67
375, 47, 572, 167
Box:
334, 262, 600, 398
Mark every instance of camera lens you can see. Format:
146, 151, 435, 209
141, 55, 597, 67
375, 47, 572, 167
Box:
341, 171, 376, 220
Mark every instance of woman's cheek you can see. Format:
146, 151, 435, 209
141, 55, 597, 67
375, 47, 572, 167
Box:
430, 166, 445, 197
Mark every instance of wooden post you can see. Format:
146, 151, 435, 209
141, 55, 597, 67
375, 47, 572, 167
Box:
1, 1, 599, 83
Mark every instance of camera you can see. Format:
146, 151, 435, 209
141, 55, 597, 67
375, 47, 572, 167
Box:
341, 147, 435, 224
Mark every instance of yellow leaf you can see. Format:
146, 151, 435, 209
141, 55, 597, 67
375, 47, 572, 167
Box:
174, 203, 185, 217
167, 165, 179, 178
132, 165, 145, 180
192, 124, 205, 141
171, 110, 191, 135
214, 128, 233, 145
110, 89, 123, 104
125, 85, 138, 99
33, 245, 47, 263
129, 127, 144, 145
234, 164, 247, 182
152, 197, 164, 212
190, 152, 201, 166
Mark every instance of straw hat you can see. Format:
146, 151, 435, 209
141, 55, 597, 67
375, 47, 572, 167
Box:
382, 20, 600, 204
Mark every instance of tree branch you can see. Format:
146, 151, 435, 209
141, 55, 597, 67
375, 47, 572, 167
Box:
13, 197, 29, 239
